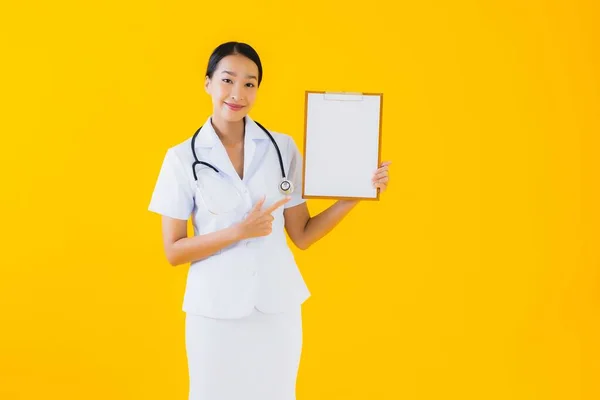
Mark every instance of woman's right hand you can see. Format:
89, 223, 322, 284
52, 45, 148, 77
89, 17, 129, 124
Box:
235, 195, 291, 240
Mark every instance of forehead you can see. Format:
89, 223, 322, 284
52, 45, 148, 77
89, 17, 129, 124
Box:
215, 54, 258, 73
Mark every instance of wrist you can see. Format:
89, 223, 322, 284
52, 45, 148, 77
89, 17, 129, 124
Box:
229, 223, 246, 242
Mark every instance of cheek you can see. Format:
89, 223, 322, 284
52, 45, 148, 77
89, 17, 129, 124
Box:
246, 90, 257, 104
210, 84, 228, 100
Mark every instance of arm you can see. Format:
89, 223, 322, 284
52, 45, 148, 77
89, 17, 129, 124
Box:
284, 161, 391, 250
160, 216, 241, 266
284, 200, 359, 250
161, 196, 291, 266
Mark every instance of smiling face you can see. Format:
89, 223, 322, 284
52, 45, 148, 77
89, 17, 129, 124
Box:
204, 53, 260, 123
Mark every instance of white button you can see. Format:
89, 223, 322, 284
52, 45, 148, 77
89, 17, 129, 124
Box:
252, 271, 258, 277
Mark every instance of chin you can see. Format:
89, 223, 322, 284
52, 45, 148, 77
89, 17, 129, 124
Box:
223, 114, 246, 123
218, 109, 247, 122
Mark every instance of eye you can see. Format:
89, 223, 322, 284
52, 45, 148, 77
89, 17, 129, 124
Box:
246, 83, 255, 88
222, 78, 232, 84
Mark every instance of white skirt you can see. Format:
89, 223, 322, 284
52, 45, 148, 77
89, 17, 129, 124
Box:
185, 306, 303, 400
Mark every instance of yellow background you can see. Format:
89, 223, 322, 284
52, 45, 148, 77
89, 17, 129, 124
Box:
1, 0, 599, 399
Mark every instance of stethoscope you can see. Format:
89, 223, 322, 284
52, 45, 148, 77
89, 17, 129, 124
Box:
190, 118, 294, 195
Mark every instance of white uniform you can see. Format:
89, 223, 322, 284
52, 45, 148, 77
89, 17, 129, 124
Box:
148, 115, 311, 400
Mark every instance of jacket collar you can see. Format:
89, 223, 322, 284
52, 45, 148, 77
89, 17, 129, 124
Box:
193, 115, 268, 181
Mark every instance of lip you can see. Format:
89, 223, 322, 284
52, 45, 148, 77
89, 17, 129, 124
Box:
225, 102, 244, 111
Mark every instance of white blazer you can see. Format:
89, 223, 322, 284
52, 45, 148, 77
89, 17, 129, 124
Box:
148, 116, 311, 318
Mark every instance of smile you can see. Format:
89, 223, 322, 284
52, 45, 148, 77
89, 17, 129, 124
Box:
225, 103, 244, 111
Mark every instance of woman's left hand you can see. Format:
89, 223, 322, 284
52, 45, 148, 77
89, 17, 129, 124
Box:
372, 161, 391, 193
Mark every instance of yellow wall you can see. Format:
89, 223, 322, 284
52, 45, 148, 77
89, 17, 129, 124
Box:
2, 1, 599, 399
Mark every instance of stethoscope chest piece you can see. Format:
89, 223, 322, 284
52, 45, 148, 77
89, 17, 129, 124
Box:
279, 179, 294, 195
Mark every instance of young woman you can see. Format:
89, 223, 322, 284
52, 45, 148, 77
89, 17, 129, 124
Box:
148, 41, 391, 400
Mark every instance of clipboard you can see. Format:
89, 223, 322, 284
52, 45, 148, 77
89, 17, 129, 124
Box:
302, 90, 383, 200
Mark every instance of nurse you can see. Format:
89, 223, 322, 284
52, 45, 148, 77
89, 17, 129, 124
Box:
148, 41, 391, 400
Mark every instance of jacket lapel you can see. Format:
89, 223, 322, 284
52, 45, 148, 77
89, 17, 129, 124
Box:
243, 116, 269, 182
193, 116, 269, 182
193, 117, 238, 180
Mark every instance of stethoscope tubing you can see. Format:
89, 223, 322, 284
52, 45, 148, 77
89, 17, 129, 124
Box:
190, 119, 286, 182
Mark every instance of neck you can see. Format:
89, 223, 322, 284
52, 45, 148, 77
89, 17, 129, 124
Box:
211, 115, 245, 146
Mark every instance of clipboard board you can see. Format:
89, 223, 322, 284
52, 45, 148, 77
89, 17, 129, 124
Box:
302, 90, 383, 200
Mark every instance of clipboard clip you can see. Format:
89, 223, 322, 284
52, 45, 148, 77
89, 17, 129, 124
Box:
323, 91, 364, 101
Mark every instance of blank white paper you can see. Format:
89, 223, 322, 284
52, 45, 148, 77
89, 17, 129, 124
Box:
303, 92, 382, 199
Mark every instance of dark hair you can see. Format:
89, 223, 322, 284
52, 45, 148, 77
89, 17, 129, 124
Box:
205, 41, 263, 87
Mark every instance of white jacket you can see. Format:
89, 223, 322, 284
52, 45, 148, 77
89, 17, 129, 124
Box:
148, 115, 311, 318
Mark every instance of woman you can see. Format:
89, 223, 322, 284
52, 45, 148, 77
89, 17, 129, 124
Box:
148, 41, 391, 400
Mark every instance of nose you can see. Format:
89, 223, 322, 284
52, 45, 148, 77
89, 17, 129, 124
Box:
230, 83, 244, 102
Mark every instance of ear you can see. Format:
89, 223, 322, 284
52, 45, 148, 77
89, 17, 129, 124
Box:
204, 76, 210, 94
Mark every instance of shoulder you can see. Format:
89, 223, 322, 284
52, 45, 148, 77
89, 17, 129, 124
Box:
161, 136, 195, 166
265, 128, 302, 156
151, 137, 196, 185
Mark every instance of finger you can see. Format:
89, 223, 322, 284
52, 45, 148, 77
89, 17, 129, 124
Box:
373, 166, 389, 175
263, 196, 292, 215
372, 170, 389, 180
263, 197, 290, 215
258, 214, 275, 224
372, 175, 388, 185
250, 195, 267, 213
261, 224, 273, 235
380, 161, 392, 167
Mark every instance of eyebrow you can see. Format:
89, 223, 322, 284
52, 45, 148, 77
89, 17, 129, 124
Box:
222, 70, 258, 81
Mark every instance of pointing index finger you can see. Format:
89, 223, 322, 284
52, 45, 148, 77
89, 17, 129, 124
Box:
263, 196, 292, 215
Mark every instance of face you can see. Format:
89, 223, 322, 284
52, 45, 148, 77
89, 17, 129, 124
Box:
204, 54, 259, 122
